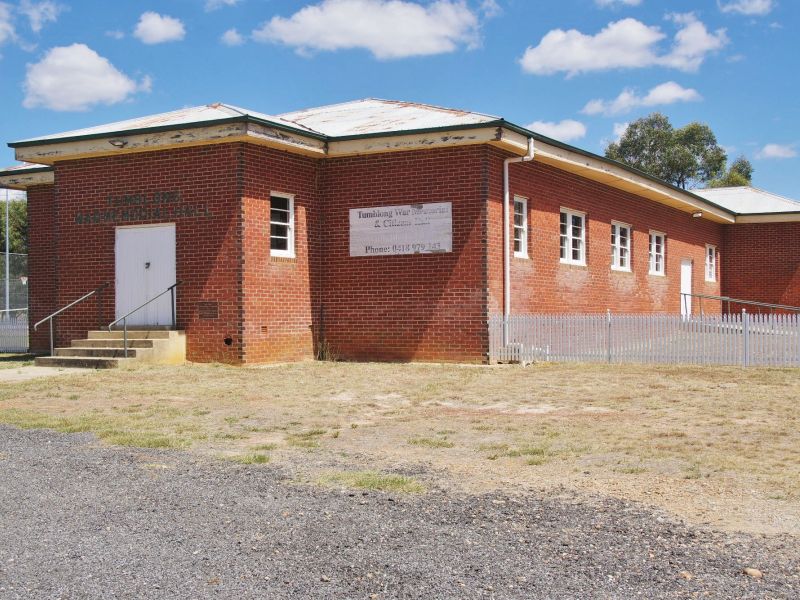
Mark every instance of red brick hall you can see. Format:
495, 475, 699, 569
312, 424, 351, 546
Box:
2, 100, 798, 364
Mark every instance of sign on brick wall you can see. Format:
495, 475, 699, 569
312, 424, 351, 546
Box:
349, 202, 452, 257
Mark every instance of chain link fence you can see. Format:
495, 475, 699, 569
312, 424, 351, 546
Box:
0, 252, 29, 352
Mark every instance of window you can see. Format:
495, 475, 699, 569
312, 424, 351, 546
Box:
610, 221, 631, 271
705, 244, 717, 282
270, 193, 294, 257
513, 197, 528, 258
649, 231, 666, 275
560, 209, 586, 265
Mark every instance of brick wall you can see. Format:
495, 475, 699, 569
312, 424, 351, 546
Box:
51, 144, 243, 363
28, 139, 748, 364
241, 144, 319, 362
316, 146, 490, 362
487, 148, 724, 315
26, 184, 56, 353
722, 222, 800, 310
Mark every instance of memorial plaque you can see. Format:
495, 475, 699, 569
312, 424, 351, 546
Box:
349, 202, 452, 257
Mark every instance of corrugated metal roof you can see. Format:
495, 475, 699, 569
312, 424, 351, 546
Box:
13, 103, 324, 145
12, 99, 499, 146
278, 98, 500, 137
695, 186, 800, 215
1, 162, 50, 172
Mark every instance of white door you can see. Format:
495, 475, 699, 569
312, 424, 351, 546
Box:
680, 258, 693, 317
115, 225, 176, 327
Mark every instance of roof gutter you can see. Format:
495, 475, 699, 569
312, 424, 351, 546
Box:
8, 114, 328, 149
503, 137, 534, 347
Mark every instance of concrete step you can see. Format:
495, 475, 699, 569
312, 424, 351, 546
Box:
34, 356, 130, 369
87, 330, 182, 340
72, 339, 156, 349
37, 329, 186, 369
54, 347, 150, 359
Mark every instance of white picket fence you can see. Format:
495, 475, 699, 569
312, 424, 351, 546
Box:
0, 309, 29, 353
489, 312, 800, 367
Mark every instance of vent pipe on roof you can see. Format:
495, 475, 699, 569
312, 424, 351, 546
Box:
502, 138, 535, 347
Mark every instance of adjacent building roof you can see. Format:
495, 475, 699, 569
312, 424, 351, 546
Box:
695, 186, 800, 215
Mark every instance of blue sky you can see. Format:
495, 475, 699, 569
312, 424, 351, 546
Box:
0, 0, 798, 197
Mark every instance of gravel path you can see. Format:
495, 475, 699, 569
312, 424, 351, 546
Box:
0, 425, 797, 599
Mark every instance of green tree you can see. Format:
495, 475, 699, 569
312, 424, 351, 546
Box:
605, 113, 727, 189
0, 200, 28, 254
707, 156, 754, 188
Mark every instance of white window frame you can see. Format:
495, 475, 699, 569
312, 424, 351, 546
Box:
705, 244, 717, 282
269, 192, 295, 258
610, 221, 632, 272
513, 196, 528, 259
560, 208, 586, 266
649, 230, 666, 276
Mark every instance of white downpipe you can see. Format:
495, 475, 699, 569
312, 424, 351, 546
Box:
503, 138, 535, 346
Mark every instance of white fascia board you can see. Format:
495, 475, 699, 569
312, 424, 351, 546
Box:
0, 170, 54, 189
13, 122, 327, 165
735, 213, 800, 224
327, 126, 506, 157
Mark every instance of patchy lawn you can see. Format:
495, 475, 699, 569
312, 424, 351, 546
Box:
0, 361, 797, 535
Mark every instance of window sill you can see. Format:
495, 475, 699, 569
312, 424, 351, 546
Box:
514, 253, 529, 260
560, 260, 587, 268
648, 271, 666, 277
611, 267, 632, 274
270, 255, 297, 263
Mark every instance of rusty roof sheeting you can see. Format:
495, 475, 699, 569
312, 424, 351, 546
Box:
12, 103, 324, 145
278, 98, 500, 137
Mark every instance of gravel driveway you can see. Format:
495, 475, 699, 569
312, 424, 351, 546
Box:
0, 425, 797, 599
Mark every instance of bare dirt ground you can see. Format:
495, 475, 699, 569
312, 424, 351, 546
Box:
0, 360, 797, 537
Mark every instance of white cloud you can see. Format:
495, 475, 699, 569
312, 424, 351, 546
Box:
480, 0, 501, 18
520, 14, 727, 77
756, 144, 797, 159
595, 0, 642, 7
612, 122, 629, 141
221, 28, 244, 46
661, 13, 728, 71
106, 30, 125, 40
206, 0, 240, 10
134, 11, 186, 45
718, 0, 775, 16
19, 0, 62, 33
23, 43, 150, 111
527, 119, 587, 142
253, 0, 480, 60
0, 2, 16, 47
583, 81, 701, 116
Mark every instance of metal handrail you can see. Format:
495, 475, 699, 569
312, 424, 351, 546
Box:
34, 282, 111, 355
682, 292, 800, 315
107, 281, 181, 358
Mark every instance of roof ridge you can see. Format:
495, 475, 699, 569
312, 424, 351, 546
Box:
278, 97, 502, 122
366, 98, 501, 121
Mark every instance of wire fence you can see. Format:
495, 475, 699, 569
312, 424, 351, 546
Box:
489, 312, 800, 367
0, 253, 28, 311
0, 309, 28, 353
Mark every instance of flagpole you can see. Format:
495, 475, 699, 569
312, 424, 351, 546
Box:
4, 187, 9, 317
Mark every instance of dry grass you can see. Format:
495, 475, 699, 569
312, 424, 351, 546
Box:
319, 470, 424, 493
0, 361, 798, 534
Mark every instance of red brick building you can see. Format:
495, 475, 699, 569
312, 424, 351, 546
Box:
2, 100, 798, 363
